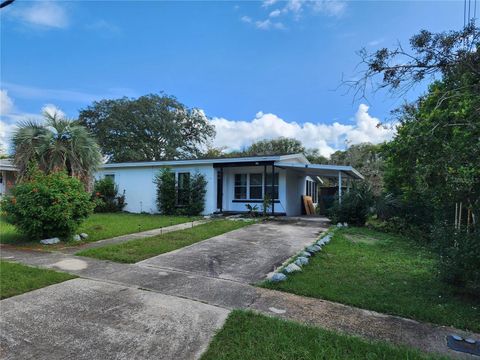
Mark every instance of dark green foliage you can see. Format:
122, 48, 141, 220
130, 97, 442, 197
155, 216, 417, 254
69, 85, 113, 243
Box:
433, 224, 480, 297
154, 168, 207, 216
181, 172, 207, 216
12, 113, 101, 185
154, 168, 177, 215
1, 171, 93, 240
78, 94, 215, 162
328, 182, 374, 226
92, 177, 126, 213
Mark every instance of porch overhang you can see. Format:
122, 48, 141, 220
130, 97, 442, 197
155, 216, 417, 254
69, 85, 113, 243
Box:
273, 162, 364, 180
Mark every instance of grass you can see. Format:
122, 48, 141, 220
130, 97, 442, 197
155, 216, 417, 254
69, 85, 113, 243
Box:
201, 310, 446, 360
0, 213, 198, 245
0, 261, 76, 299
262, 227, 480, 332
77, 219, 253, 263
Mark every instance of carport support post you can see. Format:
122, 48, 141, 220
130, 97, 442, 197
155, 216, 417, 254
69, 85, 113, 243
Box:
338, 171, 342, 205
271, 164, 275, 215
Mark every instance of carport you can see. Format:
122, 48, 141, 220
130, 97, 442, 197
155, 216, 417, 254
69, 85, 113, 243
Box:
273, 162, 364, 204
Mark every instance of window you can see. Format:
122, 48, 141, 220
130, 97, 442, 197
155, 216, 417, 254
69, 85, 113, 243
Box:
306, 180, 318, 203
234, 174, 247, 199
249, 173, 263, 199
265, 173, 279, 200
105, 174, 115, 181
177, 172, 190, 206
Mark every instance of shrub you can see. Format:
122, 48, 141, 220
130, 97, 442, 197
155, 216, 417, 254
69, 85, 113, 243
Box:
154, 168, 207, 216
328, 182, 374, 226
154, 168, 176, 215
188, 172, 207, 216
433, 223, 480, 297
1, 171, 93, 240
92, 177, 126, 213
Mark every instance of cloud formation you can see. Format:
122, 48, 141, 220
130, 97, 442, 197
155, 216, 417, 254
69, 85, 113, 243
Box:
210, 104, 395, 157
12, 1, 69, 29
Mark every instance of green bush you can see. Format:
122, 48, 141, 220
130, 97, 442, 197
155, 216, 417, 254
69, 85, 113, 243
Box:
433, 224, 480, 297
154, 168, 177, 215
92, 177, 126, 213
328, 182, 374, 226
1, 171, 93, 240
154, 168, 207, 216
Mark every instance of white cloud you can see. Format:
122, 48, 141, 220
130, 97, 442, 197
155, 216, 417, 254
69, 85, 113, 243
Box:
42, 104, 66, 119
367, 38, 384, 47
262, 0, 279, 7
240, 15, 252, 23
0, 90, 14, 116
255, 19, 286, 30
13, 1, 69, 29
269, 9, 282, 18
210, 104, 395, 158
312, 0, 347, 17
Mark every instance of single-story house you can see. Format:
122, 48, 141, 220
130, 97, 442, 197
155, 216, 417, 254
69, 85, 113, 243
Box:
95, 153, 363, 216
0, 159, 17, 197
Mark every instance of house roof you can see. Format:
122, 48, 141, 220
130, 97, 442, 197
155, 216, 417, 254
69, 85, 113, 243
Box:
100, 153, 310, 169
100, 153, 364, 180
0, 159, 17, 172
273, 162, 364, 180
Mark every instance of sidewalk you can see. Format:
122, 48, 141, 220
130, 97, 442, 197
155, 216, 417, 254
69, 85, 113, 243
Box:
1, 247, 477, 359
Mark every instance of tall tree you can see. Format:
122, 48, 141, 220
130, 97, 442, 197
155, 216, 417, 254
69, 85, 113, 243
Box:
12, 112, 102, 185
79, 94, 215, 162
244, 137, 305, 156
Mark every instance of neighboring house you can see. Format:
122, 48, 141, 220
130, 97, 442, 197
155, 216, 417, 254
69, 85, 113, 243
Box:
0, 159, 17, 197
95, 153, 363, 216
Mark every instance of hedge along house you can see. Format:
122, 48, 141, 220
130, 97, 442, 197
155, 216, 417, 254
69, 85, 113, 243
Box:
95, 153, 363, 216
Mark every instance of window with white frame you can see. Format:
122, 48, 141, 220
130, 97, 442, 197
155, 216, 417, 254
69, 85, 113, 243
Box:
306, 179, 318, 203
249, 173, 263, 199
265, 173, 279, 200
177, 172, 190, 206
234, 174, 247, 200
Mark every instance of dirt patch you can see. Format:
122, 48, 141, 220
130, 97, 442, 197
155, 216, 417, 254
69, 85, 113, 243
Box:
345, 234, 379, 245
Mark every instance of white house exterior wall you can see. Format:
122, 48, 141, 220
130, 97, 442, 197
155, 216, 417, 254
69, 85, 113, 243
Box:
95, 164, 216, 214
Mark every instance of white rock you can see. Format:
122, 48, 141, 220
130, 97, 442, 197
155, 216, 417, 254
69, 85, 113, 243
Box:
295, 257, 309, 266
40, 237, 60, 245
343, 222, 348, 227
336, 223, 343, 228
269, 273, 287, 282
284, 263, 302, 273
79, 233, 89, 239
301, 251, 312, 258
73, 234, 81, 241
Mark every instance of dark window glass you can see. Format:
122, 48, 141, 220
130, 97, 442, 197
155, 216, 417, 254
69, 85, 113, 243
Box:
249, 173, 263, 199
234, 174, 247, 199
265, 173, 279, 200
177, 172, 190, 206
105, 174, 115, 181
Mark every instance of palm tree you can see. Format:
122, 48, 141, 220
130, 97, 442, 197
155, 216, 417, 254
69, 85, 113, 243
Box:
12, 111, 102, 186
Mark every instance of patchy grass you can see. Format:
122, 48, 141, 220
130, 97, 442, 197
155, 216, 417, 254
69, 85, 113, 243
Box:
201, 310, 445, 360
262, 227, 480, 332
0, 261, 76, 299
0, 213, 198, 245
77, 219, 253, 263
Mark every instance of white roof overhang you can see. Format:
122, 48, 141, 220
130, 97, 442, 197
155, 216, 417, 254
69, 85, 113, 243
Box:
274, 162, 364, 180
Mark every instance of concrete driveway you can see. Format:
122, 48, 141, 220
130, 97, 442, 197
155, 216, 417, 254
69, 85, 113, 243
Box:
0, 278, 229, 360
138, 218, 328, 283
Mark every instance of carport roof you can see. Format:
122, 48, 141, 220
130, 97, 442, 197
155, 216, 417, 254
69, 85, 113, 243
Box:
274, 162, 364, 180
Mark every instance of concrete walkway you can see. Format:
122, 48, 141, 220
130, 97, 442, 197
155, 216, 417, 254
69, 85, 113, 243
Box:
1, 219, 478, 359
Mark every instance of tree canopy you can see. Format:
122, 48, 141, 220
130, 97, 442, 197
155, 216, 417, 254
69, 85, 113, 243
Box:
78, 94, 215, 163
12, 112, 102, 185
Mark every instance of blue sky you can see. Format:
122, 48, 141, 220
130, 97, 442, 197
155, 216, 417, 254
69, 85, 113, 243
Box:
0, 0, 465, 156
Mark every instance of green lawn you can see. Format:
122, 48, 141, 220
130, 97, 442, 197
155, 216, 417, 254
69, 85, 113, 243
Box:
201, 310, 445, 360
0, 213, 198, 245
0, 261, 76, 299
77, 219, 253, 263
262, 227, 480, 332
